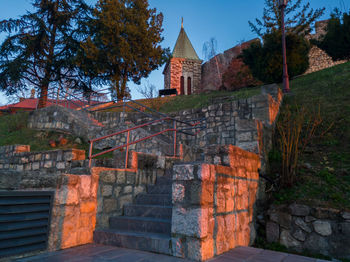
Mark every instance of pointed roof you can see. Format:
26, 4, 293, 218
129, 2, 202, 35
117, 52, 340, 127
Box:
172, 20, 200, 61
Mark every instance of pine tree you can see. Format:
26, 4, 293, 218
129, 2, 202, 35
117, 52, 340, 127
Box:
0, 0, 90, 108
79, 0, 170, 101
249, 0, 325, 37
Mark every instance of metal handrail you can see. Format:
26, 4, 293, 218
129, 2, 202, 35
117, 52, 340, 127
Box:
92, 98, 205, 129
46, 86, 110, 111
88, 116, 204, 168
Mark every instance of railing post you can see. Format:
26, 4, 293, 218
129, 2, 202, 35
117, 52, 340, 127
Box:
122, 99, 126, 124
173, 120, 177, 157
89, 141, 93, 168
125, 130, 130, 169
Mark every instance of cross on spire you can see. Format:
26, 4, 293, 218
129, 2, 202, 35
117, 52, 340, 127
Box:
181, 17, 184, 29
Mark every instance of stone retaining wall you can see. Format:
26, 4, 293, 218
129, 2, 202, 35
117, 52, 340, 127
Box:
92, 85, 282, 156
0, 166, 101, 251
265, 204, 350, 260
171, 145, 260, 261
304, 46, 348, 75
0, 145, 85, 175
96, 151, 180, 229
27, 105, 104, 142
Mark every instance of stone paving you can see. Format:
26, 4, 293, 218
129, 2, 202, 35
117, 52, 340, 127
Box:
15, 244, 330, 262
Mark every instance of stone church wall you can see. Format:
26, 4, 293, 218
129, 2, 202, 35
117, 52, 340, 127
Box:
164, 58, 201, 94
201, 39, 259, 92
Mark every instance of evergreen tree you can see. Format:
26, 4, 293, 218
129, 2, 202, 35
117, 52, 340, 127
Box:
242, 31, 310, 84
249, 0, 325, 37
314, 9, 350, 61
0, 0, 90, 108
79, 0, 170, 101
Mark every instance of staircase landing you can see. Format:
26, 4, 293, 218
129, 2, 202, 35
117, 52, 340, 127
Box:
15, 244, 330, 262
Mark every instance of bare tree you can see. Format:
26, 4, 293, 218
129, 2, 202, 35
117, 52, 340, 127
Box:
202, 37, 218, 61
5, 88, 35, 104
136, 81, 157, 99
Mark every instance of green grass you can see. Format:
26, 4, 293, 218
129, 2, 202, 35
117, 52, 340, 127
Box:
270, 61, 350, 210
0, 112, 112, 158
158, 87, 261, 113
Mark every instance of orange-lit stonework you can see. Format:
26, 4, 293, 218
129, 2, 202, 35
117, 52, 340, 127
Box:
171, 145, 260, 261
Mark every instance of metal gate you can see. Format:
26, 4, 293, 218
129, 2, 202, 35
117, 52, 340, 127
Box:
0, 191, 54, 258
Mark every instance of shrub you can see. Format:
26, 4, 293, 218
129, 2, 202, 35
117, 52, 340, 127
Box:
242, 31, 310, 84
221, 57, 262, 91
275, 104, 332, 187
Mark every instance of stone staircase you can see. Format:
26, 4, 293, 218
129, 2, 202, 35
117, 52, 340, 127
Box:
93, 171, 173, 255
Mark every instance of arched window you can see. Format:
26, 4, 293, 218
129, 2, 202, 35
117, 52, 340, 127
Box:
187, 77, 192, 95
180, 76, 184, 95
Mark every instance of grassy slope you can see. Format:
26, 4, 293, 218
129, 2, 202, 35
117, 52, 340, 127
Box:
271, 61, 350, 210
98, 87, 261, 113
0, 112, 88, 152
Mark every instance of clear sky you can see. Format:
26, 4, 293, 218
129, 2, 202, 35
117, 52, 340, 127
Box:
0, 0, 347, 106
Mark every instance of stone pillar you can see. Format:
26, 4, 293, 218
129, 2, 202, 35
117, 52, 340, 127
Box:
171, 145, 261, 261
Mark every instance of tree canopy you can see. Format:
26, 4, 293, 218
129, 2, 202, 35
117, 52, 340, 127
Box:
249, 0, 325, 37
0, 0, 90, 108
79, 0, 170, 101
242, 31, 310, 84
314, 9, 350, 61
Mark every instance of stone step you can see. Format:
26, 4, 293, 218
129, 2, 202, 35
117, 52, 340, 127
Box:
135, 193, 172, 206
155, 176, 172, 186
68, 167, 91, 175
93, 229, 171, 255
109, 216, 171, 234
124, 204, 172, 219
147, 184, 172, 194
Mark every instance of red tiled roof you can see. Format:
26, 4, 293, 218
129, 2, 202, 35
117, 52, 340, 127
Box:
0, 105, 10, 111
0, 98, 99, 111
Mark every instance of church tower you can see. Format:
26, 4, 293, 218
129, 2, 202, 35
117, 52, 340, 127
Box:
163, 19, 202, 95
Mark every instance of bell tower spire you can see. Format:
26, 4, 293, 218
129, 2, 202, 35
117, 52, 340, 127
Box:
181, 17, 184, 29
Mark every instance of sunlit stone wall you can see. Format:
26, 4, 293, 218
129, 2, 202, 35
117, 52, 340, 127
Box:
171, 145, 260, 261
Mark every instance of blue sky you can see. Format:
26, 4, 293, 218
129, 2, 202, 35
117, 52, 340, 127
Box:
0, 0, 347, 105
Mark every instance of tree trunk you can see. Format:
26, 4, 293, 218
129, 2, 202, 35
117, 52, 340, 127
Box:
38, 85, 48, 108
117, 73, 128, 100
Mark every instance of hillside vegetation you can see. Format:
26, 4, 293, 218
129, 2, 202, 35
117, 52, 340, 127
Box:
0, 62, 349, 210
269, 61, 350, 210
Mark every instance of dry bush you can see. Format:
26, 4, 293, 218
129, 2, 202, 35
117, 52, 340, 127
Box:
276, 104, 333, 187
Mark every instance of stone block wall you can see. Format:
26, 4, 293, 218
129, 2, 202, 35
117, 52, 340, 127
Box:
96, 151, 180, 229
0, 144, 30, 157
164, 57, 202, 95
27, 105, 103, 142
0, 165, 102, 251
92, 85, 282, 156
165, 58, 184, 93
200, 39, 260, 92
304, 46, 348, 75
265, 204, 350, 260
171, 145, 260, 261
50, 170, 99, 250
0, 145, 85, 175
